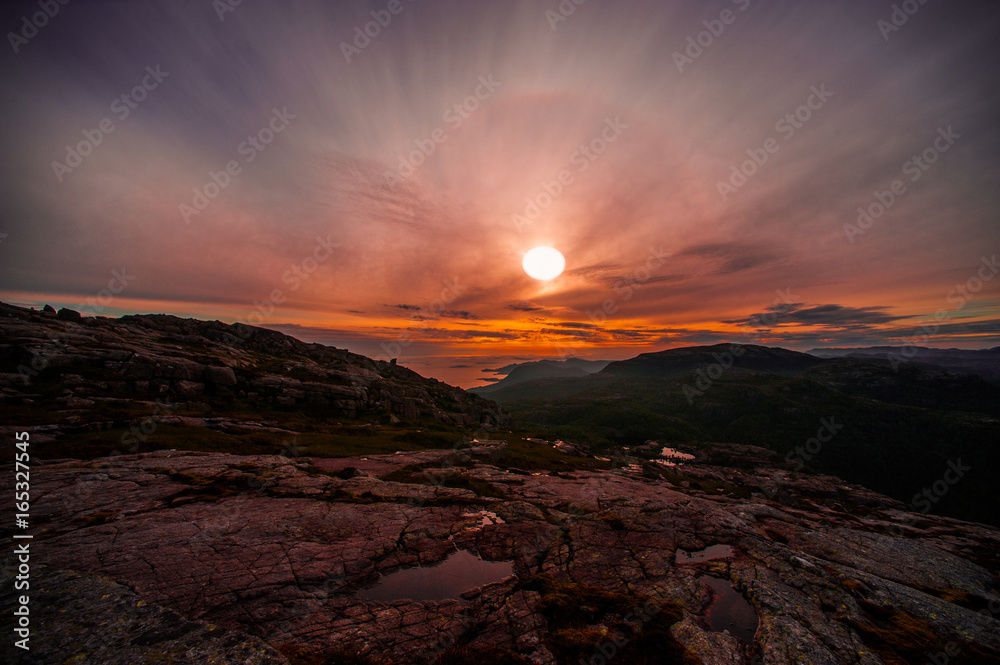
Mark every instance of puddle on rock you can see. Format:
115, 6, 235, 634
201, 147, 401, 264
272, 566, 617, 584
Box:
699, 576, 758, 643
661, 447, 696, 461
357, 550, 513, 603
460, 510, 505, 531
676, 544, 733, 564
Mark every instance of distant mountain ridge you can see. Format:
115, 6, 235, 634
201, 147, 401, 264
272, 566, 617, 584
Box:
471, 357, 610, 394
479, 342, 1000, 404
599, 343, 825, 379
482, 342, 1000, 526
810, 345, 1000, 381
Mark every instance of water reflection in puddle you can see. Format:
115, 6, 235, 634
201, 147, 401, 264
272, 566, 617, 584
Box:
661, 447, 696, 461
676, 544, 734, 564
461, 510, 504, 530
699, 575, 759, 643
357, 550, 513, 603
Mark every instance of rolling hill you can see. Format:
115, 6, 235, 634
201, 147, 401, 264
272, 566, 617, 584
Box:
487, 343, 1000, 527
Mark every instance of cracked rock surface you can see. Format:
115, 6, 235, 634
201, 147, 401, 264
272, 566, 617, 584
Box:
2, 568, 289, 665
3, 445, 999, 664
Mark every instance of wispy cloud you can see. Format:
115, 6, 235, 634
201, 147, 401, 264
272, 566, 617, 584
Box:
0, 0, 997, 380
724, 303, 910, 329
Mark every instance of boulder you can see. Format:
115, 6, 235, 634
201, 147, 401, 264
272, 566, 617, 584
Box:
203, 365, 237, 386
57, 307, 82, 322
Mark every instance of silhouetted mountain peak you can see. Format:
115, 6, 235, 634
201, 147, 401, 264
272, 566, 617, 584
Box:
599, 343, 824, 379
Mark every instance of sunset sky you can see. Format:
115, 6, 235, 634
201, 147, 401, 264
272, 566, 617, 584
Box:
2, 0, 999, 387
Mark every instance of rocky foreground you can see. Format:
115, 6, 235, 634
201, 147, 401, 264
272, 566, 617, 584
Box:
3, 440, 1000, 665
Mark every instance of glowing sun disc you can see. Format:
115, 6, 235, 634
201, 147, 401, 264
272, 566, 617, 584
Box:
523, 246, 565, 281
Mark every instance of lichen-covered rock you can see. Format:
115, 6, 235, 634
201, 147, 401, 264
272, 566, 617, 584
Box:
1, 568, 289, 665
2, 447, 998, 664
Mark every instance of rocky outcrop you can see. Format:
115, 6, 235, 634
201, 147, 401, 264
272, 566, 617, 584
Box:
0, 301, 508, 428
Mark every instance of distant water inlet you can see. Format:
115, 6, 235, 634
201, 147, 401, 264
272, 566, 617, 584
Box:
357, 550, 514, 603
699, 575, 759, 643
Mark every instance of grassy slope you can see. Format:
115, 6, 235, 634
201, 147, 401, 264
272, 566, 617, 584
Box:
503, 370, 1000, 527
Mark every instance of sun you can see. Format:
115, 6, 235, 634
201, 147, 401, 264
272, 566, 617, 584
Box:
522, 246, 565, 281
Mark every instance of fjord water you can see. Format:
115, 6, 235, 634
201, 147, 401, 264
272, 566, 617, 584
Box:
357, 550, 513, 603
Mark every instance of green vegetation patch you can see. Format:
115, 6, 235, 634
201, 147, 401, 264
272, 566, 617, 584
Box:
33, 422, 472, 462
381, 467, 508, 500
166, 471, 257, 502
652, 469, 753, 500
475, 435, 613, 473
